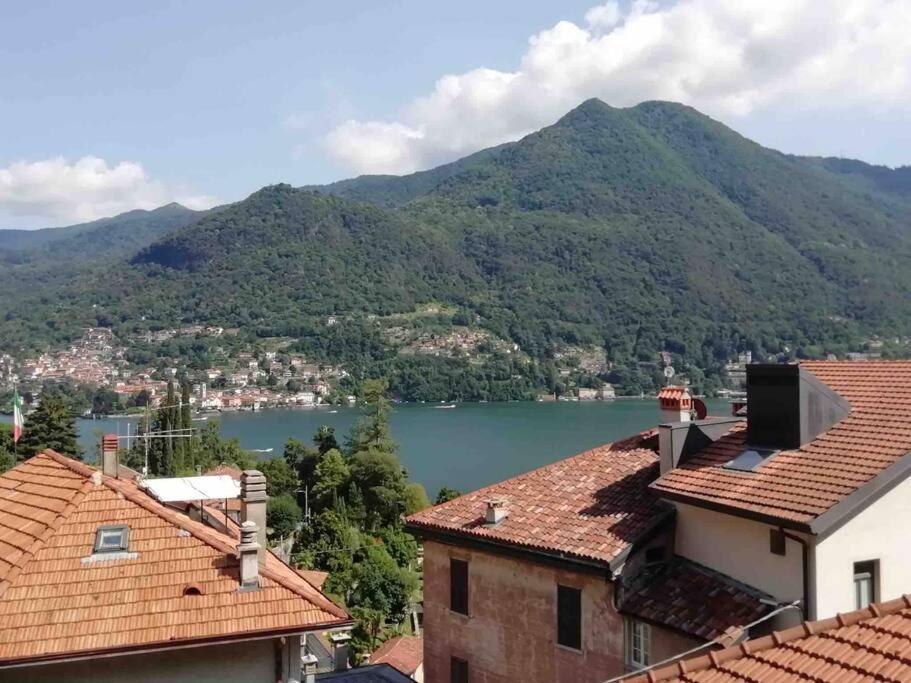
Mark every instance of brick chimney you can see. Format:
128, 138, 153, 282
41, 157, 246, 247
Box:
240, 470, 268, 565
237, 521, 260, 590
101, 434, 119, 477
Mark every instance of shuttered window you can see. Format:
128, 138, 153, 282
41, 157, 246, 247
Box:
450, 558, 469, 615
450, 656, 469, 683
557, 584, 582, 650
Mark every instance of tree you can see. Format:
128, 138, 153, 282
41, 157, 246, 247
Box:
311, 449, 350, 511
347, 379, 396, 455
91, 388, 123, 415
435, 486, 461, 504
267, 494, 302, 540
314, 425, 339, 455
403, 482, 430, 515
349, 448, 408, 530
260, 458, 299, 498
349, 543, 417, 624
0, 424, 14, 473
283, 437, 320, 490
19, 392, 82, 459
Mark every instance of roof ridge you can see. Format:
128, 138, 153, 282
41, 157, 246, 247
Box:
0, 455, 95, 599
629, 594, 911, 682
37, 449, 346, 621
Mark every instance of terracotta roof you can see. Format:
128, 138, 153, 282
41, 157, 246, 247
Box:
619, 558, 772, 642
405, 431, 669, 568
624, 594, 911, 682
657, 387, 691, 400
653, 361, 911, 527
0, 451, 349, 665
205, 464, 243, 480
369, 634, 423, 675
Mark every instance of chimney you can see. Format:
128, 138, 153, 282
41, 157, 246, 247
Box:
484, 498, 508, 525
101, 434, 119, 477
746, 364, 850, 450
302, 652, 318, 683
329, 631, 351, 671
240, 470, 268, 564
237, 521, 260, 590
657, 386, 693, 424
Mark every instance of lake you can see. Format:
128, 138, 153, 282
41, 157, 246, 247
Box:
11, 398, 730, 497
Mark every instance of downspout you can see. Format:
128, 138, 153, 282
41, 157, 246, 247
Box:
780, 528, 809, 619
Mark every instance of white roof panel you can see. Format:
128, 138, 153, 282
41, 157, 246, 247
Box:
143, 475, 241, 502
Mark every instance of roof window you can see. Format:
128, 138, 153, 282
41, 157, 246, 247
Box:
94, 525, 130, 553
723, 447, 778, 472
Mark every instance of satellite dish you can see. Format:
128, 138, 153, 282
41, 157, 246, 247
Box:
693, 398, 708, 420
663, 366, 675, 379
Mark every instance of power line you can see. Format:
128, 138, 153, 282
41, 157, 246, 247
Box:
601, 600, 802, 683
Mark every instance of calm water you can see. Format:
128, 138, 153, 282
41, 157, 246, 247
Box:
12, 399, 728, 497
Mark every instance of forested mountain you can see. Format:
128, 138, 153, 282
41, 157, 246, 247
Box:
0, 203, 201, 258
2, 99, 909, 396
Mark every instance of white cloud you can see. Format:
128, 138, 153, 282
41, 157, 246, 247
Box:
0, 156, 217, 226
325, 0, 911, 174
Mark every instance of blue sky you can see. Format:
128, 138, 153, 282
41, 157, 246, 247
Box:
1, 0, 909, 227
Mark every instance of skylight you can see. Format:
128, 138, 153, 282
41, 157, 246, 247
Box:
723, 448, 778, 473
94, 525, 130, 553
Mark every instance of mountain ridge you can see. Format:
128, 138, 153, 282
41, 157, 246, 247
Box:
2, 99, 909, 396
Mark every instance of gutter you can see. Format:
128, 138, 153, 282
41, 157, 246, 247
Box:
779, 528, 809, 620
0, 619, 354, 670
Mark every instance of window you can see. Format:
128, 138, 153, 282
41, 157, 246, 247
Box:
93, 525, 129, 553
557, 584, 582, 650
450, 656, 468, 683
450, 558, 469, 615
854, 560, 878, 609
625, 619, 651, 670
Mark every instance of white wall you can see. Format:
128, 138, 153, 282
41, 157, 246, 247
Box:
814, 474, 911, 619
8, 639, 277, 683
674, 502, 807, 603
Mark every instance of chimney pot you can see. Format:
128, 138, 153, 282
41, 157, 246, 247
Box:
238, 520, 261, 590
657, 386, 692, 424
101, 434, 119, 477
485, 498, 509, 525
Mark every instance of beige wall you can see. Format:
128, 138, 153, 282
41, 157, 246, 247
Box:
649, 624, 699, 664
5, 639, 278, 683
674, 503, 806, 603
422, 540, 625, 683
814, 474, 911, 618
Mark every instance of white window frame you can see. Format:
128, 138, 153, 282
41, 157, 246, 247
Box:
625, 619, 651, 670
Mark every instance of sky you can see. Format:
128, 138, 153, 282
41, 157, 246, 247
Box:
1, 0, 909, 228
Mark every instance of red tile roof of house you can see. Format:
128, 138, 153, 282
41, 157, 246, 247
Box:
623, 594, 911, 682
405, 431, 668, 568
619, 558, 772, 642
653, 361, 911, 528
0, 450, 350, 665
369, 634, 423, 676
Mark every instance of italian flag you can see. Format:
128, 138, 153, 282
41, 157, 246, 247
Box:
12, 390, 23, 444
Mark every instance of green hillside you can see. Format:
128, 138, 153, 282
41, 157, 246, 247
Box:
2, 99, 909, 396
